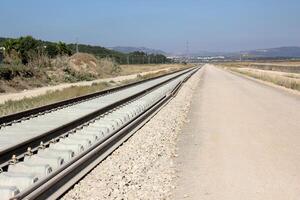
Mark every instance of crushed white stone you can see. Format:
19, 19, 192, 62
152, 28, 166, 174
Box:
61, 68, 203, 200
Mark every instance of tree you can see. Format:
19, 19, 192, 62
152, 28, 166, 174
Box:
45, 43, 59, 58
2, 39, 21, 64
17, 36, 40, 64
3, 39, 18, 56
1, 36, 77, 65
56, 41, 72, 56
130, 51, 146, 56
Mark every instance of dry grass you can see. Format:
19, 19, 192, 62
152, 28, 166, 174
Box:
229, 67, 300, 91
217, 61, 300, 91
218, 61, 300, 73
69, 53, 98, 67
0, 67, 185, 117
240, 68, 300, 79
1, 51, 189, 94
219, 61, 300, 67
0, 82, 111, 116
118, 63, 192, 76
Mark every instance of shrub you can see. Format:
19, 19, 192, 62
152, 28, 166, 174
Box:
0, 65, 34, 80
110, 63, 122, 74
45, 43, 59, 58
2, 36, 72, 65
63, 67, 95, 82
17, 36, 40, 64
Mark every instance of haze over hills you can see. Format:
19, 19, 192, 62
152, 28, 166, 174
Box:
109, 46, 167, 55
175, 46, 300, 58
1, 36, 300, 59
241, 47, 300, 58
0, 36, 170, 64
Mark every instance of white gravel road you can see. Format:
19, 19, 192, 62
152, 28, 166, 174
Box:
61, 67, 203, 199
173, 64, 300, 200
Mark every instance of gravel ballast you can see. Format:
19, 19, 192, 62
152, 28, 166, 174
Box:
62, 67, 203, 200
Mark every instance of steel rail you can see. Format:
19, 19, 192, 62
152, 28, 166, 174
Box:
0, 67, 196, 169
12, 66, 199, 200
0, 67, 191, 126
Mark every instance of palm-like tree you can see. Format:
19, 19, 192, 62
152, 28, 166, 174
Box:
3, 39, 18, 56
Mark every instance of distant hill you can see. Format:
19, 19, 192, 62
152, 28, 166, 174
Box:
175, 51, 230, 57
110, 46, 166, 55
0, 36, 170, 64
241, 47, 300, 58
176, 46, 300, 59
0, 37, 123, 58
0, 37, 129, 63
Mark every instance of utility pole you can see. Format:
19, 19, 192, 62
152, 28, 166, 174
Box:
186, 40, 189, 62
76, 38, 79, 53
127, 55, 129, 65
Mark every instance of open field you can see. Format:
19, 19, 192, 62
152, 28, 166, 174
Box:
219, 61, 300, 73
250, 61, 300, 67
217, 61, 300, 92
234, 68, 300, 79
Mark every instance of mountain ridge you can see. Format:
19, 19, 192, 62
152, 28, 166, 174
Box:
109, 46, 167, 55
174, 46, 300, 58
241, 46, 300, 58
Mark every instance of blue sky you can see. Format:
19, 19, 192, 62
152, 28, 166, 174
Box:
1, 0, 300, 53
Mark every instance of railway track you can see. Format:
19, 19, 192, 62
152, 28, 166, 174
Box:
0, 66, 199, 199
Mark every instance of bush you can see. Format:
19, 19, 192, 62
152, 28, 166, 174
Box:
3, 36, 72, 65
57, 42, 72, 56
17, 36, 40, 64
45, 43, 59, 58
110, 63, 121, 74
63, 67, 95, 82
27, 49, 52, 69
0, 65, 34, 80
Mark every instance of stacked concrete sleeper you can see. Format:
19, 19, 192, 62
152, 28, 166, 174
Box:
0, 69, 190, 152
0, 69, 194, 199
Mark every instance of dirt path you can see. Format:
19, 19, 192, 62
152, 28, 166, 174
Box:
173, 64, 300, 200
0, 69, 169, 104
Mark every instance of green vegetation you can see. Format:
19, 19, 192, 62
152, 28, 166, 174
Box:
0, 36, 171, 65
126, 51, 169, 65
45, 41, 72, 58
0, 64, 34, 80
0, 35, 177, 94
1, 36, 71, 64
67, 45, 170, 64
